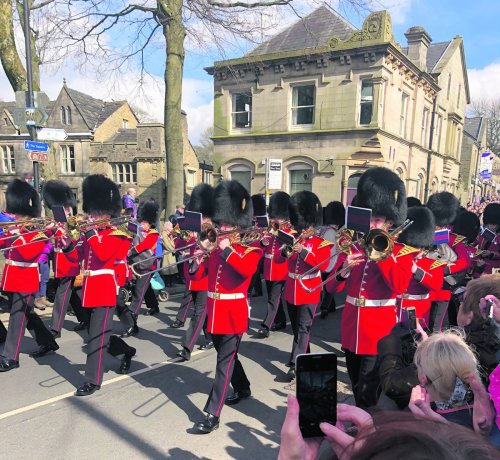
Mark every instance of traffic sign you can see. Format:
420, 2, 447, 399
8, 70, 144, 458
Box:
12, 107, 48, 127
37, 128, 67, 141
27, 151, 48, 162
24, 140, 49, 152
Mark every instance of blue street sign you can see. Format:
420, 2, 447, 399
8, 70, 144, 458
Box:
23, 140, 49, 152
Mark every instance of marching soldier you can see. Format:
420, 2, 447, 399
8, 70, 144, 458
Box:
193, 180, 262, 434
318, 201, 345, 319
257, 191, 291, 337
473, 202, 500, 276
426, 192, 470, 331
74, 175, 130, 396
396, 206, 445, 327
0, 179, 58, 371
247, 194, 266, 298
120, 199, 160, 337
176, 183, 214, 361
280, 191, 333, 381
327, 167, 416, 408
40, 180, 82, 340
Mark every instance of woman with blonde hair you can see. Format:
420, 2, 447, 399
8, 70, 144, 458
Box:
412, 331, 495, 436
161, 221, 178, 287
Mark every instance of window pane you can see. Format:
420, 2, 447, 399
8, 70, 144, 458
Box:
132, 164, 137, 184
289, 169, 312, 195
294, 107, 314, 125
361, 80, 373, 100
359, 102, 372, 125
9, 147, 15, 173
230, 170, 251, 192
112, 165, 117, 182
70, 147, 75, 173
295, 86, 315, 106
234, 93, 251, 112
234, 112, 250, 128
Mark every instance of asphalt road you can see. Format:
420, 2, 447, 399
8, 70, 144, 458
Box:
0, 290, 351, 459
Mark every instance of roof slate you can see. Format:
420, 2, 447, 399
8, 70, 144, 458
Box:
66, 87, 124, 130
247, 5, 357, 57
464, 117, 483, 140
110, 129, 138, 143
401, 41, 451, 72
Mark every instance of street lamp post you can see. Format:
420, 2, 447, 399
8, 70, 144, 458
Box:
472, 142, 482, 204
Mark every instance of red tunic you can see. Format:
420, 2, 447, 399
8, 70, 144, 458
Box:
431, 233, 470, 302
206, 243, 262, 334
113, 231, 133, 287
328, 243, 418, 355
263, 227, 296, 282
186, 244, 209, 291
283, 236, 334, 305
397, 257, 446, 327
0, 229, 47, 293
53, 227, 83, 278
81, 227, 131, 308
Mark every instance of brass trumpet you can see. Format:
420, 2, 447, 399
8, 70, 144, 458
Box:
172, 224, 192, 241
0, 217, 52, 229
298, 219, 414, 293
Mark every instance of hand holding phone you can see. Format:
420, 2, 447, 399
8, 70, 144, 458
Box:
296, 353, 337, 438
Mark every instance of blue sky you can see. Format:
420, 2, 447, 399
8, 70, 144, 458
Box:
0, 0, 499, 143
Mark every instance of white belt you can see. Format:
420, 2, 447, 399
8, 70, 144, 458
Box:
288, 272, 320, 280
83, 269, 115, 277
265, 254, 274, 260
401, 293, 429, 300
346, 295, 397, 307
207, 292, 245, 300
6, 260, 38, 268
114, 260, 127, 265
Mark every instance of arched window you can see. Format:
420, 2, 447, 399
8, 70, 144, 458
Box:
60, 106, 66, 125
288, 163, 312, 195
66, 106, 72, 125
431, 178, 439, 194
146, 138, 152, 149
229, 165, 251, 192
416, 173, 425, 201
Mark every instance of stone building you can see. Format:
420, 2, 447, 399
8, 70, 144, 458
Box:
0, 84, 201, 215
459, 117, 488, 203
206, 6, 469, 205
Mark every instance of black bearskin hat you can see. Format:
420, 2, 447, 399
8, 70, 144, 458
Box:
453, 211, 480, 243
289, 191, 322, 232
6, 179, 41, 218
186, 183, 214, 218
212, 180, 253, 227
350, 195, 359, 207
397, 206, 435, 248
42, 180, 76, 210
269, 191, 290, 219
138, 200, 159, 226
483, 203, 500, 227
356, 167, 407, 226
407, 196, 422, 208
82, 174, 121, 218
324, 201, 345, 227
251, 194, 267, 217
426, 192, 459, 227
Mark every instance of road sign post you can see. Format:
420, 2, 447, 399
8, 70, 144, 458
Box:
23, 140, 49, 152
37, 128, 67, 141
27, 152, 48, 162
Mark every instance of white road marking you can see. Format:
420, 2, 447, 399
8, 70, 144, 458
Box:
0, 349, 203, 421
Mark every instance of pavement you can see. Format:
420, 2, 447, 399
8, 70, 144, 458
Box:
0, 287, 352, 459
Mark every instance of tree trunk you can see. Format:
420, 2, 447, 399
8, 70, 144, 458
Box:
0, 0, 27, 91
16, 0, 40, 91
160, 0, 186, 216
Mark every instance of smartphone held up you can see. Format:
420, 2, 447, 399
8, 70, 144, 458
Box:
296, 352, 337, 438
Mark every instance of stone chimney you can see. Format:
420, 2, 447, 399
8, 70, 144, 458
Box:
404, 26, 432, 71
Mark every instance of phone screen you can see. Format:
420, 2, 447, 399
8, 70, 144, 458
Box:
401, 307, 417, 330
296, 353, 337, 438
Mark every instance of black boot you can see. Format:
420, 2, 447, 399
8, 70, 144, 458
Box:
118, 348, 136, 374
193, 414, 219, 434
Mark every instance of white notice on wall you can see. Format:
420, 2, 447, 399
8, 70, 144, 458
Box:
267, 159, 283, 190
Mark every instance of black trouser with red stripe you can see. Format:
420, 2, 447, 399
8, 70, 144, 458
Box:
204, 333, 250, 417
181, 290, 210, 351
2, 292, 55, 361
175, 287, 192, 324
51, 276, 75, 333
287, 302, 318, 365
85, 306, 114, 385
262, 280, 286, 329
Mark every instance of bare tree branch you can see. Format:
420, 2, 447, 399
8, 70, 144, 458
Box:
207, 0, 292, 8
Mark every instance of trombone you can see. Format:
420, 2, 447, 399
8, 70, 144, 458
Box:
298, 219, 414, 293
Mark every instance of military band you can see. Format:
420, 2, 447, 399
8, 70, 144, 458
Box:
0, 167, 498, 434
